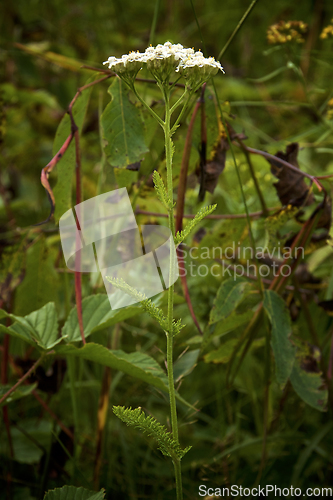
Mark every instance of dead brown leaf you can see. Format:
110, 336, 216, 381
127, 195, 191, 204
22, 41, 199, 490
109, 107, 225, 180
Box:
268, 143, 315, 207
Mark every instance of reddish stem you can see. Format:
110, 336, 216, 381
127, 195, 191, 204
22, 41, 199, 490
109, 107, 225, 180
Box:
32, 390, 74, 440
175, 88, 204, 233
175, 86, 206, 335
0, 356, 44, 406
38, 75, 111, 225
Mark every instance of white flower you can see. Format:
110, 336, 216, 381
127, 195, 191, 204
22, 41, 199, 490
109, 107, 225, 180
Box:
103, 42, 224, 86
144, 42, 191, 82
175, 52, 224, 88
103, 51, 146, 77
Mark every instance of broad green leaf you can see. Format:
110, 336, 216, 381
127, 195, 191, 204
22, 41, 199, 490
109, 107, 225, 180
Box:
202, 308, 254, 355
210, 310, 254, 337
204, 337, 265, 364
53, 78, 94, 222
55, 343, 169, 392
56, 343, 194, 410
174, 349, 200, 382
15, 43, 85, 72
114, 167, 138, 188
61, 294, 141, 342
204, 338, 240, 364
14, 237, 60, 316
0, 383, 37, 405
209, 278, 253, 325
290, 339, 328, 412
0, 322, 34, 346
101, 78, 149, 168
0, 302, 60, 350
263, 290, 296, 388
44, 486, 105, 500
9, 419, 52, 464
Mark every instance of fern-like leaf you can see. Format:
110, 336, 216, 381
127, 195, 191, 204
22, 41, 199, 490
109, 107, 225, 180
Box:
152, 170, 174, 211
105, 277, 184, 335
113, 406, 191, 460
175, 204, 217, 246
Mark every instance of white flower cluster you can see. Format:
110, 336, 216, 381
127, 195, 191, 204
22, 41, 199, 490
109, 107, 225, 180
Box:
103, 41, 224, 86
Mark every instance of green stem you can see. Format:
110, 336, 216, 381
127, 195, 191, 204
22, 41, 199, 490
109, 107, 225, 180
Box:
217, 0, 259, 60
171, 91, 194, 134
148, 0, 160, 46
169, 89, 188, 115
174, 459, 183, 500
131, 84, 165, 128
163, 85, 182, 500
67, 356, 79, 460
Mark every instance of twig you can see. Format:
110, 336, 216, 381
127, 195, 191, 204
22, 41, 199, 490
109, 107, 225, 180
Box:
37, 75, 111, 226
32, 390, 74, 441
239, 145, 324, 192
37, 133, 74, 225
136, 208, 277, 220
175, 86, 206, 336
176, 87, 204, 232
0, 356, 44, 406
198, 85, 207, 203
235, 136, 269, 216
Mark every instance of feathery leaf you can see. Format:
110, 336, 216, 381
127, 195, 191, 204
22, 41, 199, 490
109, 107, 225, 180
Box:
152, 170, 174, 211
113, 406, 191, 460
175, 204, 217, 246
105, 277, 184, 335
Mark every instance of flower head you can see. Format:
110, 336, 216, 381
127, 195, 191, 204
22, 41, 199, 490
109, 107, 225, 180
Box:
176, 51, 224, 89
267, 20, 308, 45
142, 42, 195, 83
103, 51, 145, 80
103, 42, 224, 87
320, 19, 333, 39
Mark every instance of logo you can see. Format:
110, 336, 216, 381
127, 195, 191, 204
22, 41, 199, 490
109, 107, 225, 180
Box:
59, 189, 178, 309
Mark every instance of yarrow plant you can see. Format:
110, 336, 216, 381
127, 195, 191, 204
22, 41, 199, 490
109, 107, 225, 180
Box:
103, 41, 223, 88
320, 18, 333, 39
103, 42, 224, 500
267, 20, 308, 45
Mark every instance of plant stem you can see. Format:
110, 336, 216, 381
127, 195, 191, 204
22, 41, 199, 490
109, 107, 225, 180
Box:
0, 355, 44, 406
163, 86, 183, 500
236, 136, 268, 216
173, 459, 183, 500
67, 356, 79, 458
171, 92, 193, 134
132, 84, 165, 128
217, 0, 259, 60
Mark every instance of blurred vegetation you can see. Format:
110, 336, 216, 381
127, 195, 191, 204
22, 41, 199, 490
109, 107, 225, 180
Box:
1, 1, 333, 499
